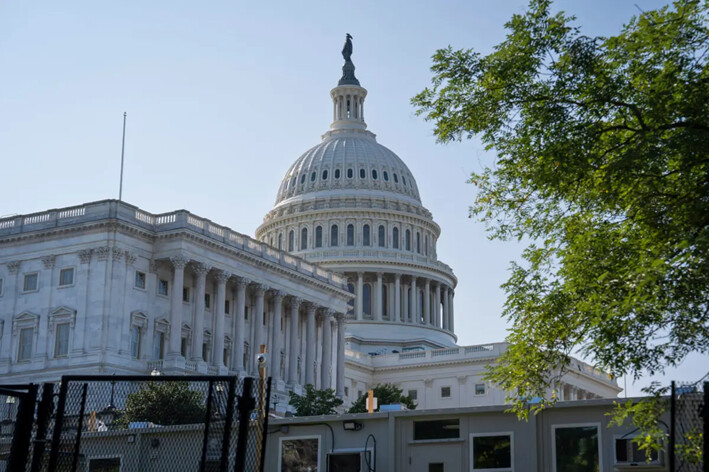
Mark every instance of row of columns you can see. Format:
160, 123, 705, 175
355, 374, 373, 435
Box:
166, 255, 346, 395
349, 272, 454, 331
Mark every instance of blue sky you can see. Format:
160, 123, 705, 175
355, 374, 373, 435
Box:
1, 0, 705, 395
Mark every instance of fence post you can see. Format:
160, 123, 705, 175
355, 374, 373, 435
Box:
670, 381, 676, 472
200, 379, 215, 472
47, 377, 69, 472
71, 383, 89, 472
234, 377, 256, 472
220, 376, 237, 471
6, 384, 38, 472
30, 383, 56, 472
703, 382, 707, 472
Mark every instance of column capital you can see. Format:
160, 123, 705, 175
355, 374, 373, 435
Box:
376, 272, 384, 278
234, 276, 251, 289
213, 269, 231, 284
334, 312, 347, 323
356, 271, 365, 277
394, 273, 401, 281
289, 296, 303, 308
303, 301, 317, 313
410, 275, 417, 283
191, 262, 211, 276
169, 254, 189, 270
251, 283, 268, 296
270, 289, 287, 300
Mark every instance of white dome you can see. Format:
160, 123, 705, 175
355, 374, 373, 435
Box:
275, 128, 421, 206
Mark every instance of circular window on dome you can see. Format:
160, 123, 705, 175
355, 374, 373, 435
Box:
300, 174, 306, 184
335, 169, 341, 179
393, 173, 399, 183
311, 172, 316, 182
372, 170, 378, 180
322, 169, 328, 180
359, 168, 366, 179
383, 171, 389, 181
347, 168, 353, 179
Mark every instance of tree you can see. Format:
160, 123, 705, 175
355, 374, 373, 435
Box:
347, 384, 416, 413
120, 382, 206, 426
413, 0, 709, 420
288, 384, 343, 416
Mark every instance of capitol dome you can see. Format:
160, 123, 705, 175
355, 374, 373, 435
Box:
257, 40, 457, 352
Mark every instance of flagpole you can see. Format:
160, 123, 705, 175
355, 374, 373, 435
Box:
118, 112, 127, 201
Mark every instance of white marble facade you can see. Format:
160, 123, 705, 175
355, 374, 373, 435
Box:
0, 201, 352, 407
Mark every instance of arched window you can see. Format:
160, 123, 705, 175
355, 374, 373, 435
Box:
300, 174, 306, 184
269, 236, 273, 246
300, 228, 308, 250
347, 168, 353, 179
382, 285, 388, 317
347, 283, 355, 315
288, 230, 294, 252
383, 171, 389, 181
347, 224, 355, 246
360, 168, 366, 179
311, 171, 316, 182
335, 169, 341, 179
363, 224, 370, 246
393, 173, 399, 183
315, 226, 323, 248
406, 229, 411, 251
372, 169, 378, 180
393, 227, 399, 249
322, 169, 328, 180
278, 233, 283, 250
378, 225, 386, 247
290, 176, 296, 188
424, 235, 428, 255
330, 224, 339, 247
416, 232, 421, 253
363, 283, 372, 316
403, 175, 407, 185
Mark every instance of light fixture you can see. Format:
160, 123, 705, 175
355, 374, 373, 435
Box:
150, 369, 161, 376
343, 420, 363, 431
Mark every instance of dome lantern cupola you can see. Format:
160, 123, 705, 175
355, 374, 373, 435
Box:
330, 33, 367, 132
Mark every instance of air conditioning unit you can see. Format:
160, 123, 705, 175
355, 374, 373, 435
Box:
326, 450, 374, 472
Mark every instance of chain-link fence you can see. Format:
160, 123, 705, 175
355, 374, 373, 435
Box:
0, 375, 270, 472
670, 380, 706, 472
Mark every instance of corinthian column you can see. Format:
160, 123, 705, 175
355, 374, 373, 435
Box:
233, 277, 250, 373
355, 272, 364, 320
270, 290, 286, 381
251, 284, 267, 374
410, 276, 417, 324
434, 283, 441, 327
320, 310, 333, 389
449, 289, 455, 333
442, 286, 450, 331
169, 254, 189, 358
335, 313, 346, 397
191, 262, 210, 365
375, 272, 383, 321
288, 297, 302, 385
304, 302, 317, 385
212, 270, 230, 369
424, 279, 431, 325
394, 274, 401, 323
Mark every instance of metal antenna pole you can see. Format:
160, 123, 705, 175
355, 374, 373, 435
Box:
118, 112, 127, 200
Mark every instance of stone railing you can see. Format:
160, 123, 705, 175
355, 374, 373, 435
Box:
0, 199, 349, 292
345, 343, 504, 368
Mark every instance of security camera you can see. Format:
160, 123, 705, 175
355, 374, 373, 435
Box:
256, 353, 268, 367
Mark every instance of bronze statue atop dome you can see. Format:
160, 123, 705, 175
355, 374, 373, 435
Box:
338, 33, 360, 86
342, 33, 353, 62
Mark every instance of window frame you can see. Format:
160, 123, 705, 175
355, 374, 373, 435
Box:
315, 225, 323, 248
475, 383, 487, 395
54, 322, 71, 358
153, 318, 170, 360
613, 434, 662, 466
330, 224, 339, 247
551, 423, 602, 472
182, 286, 191, 303
470, 432, 514, 472
58, 267, 75, 287
157, 279, 169, 297
22, 272, 39, 293
278, 435, 321, 472
300, 227, 308, 250
134, 271, 146, 290
441, 386, 451, 398
13, 312, 39, 362
363, 224, 371, 246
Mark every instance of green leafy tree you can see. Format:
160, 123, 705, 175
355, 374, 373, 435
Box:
413, 0, 709, 421
347, 384, 417, 413
288, 384, 343, 416
119, 382, 206, 426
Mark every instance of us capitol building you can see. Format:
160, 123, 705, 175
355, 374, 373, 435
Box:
0, 38, 620, 411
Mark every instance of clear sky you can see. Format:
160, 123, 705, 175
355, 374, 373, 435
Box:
1, 0, 705, 395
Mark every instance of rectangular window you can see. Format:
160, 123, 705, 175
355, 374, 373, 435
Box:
155, 332, 166, 359
89, 457, 120, 472
135, 271, 146, 289
553, 424, 600, 472
202, 342, 209, 362
205, 293, 211, 309
245, 306, 249, 320
471, 433, 512, 470
181, 337, 189, 357
441, 386, 451, 398
18, 327, 33, 361
158, 279, 169, 296
182, 286, 191, 302
408, 389, 418, 401
23, 273, 38, 292
615, 437, 660, 465
54, 322, 70, 357
225, 299, 230, 314
130, 325, 142, 358
58, 267, 74, 286
413, 419, 459, 441
475, 383, 486, 395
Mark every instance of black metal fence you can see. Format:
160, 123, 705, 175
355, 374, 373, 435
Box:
1, 375, 270, 472
670, 380, 707, 472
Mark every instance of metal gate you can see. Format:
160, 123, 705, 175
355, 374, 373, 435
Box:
669, 380, 707, 472
1, 375, 270, 472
